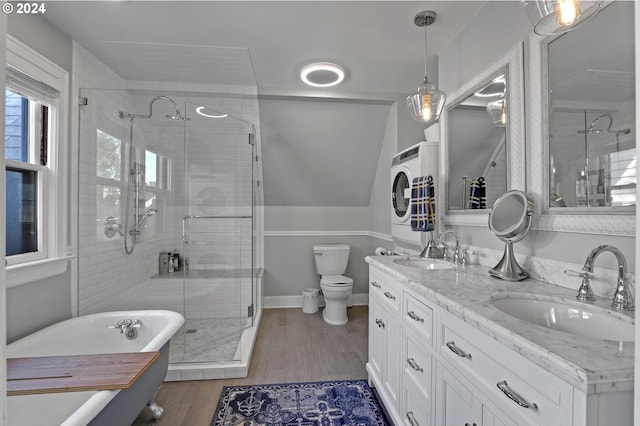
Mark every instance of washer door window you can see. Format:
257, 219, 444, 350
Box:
392, 171, 411, 220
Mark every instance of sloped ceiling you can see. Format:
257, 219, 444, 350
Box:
40, 1, 488, 207
260, 98, 391, 206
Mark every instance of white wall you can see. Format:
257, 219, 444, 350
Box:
369, 104, 398, 237
263, 97, 404, 304
5, 14, 73, 343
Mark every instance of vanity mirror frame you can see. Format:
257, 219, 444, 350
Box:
528, 1, 635, 236
441, 43, 525, 227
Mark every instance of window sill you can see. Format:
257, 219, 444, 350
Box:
6, 256, 73, 289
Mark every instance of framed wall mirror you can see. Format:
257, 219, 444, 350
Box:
529, 1, 635, 235
442, 43, 525, 227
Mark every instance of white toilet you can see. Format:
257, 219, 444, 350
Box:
313, 244, 354, 325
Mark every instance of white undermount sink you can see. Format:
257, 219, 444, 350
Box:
490, 294, 635, 342
392, 257, 455, 270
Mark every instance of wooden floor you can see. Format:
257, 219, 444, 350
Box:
132, 306, 369, 425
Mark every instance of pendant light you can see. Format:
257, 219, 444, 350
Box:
521, 0, 603, 36
486, 97, 507, 127
406, 10, 445, 127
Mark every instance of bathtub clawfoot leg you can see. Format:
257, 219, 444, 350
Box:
147, 400, 164, 420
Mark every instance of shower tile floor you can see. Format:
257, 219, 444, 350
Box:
169, 317, 251, 363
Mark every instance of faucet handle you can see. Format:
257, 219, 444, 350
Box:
574, 273, 597, 303
564, 269, 593, 279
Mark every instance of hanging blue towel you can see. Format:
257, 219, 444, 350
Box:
469, 177, 486, 209
478, 177, 486, 209
411, 176, 435, 232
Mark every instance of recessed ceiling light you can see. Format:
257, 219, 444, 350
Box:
196, 106, 228, 118
300, 62, 345, 87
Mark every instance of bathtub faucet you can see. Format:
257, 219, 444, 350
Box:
109, 319, 142, 334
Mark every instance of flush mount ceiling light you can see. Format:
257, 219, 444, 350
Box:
406, 10, 446, 128
300, 62, 345, 87
521, 0, 603, 36
196, 106, 228, 118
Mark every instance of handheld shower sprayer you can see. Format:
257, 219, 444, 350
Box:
137, 208, 158, 228
130, 208, 158, 240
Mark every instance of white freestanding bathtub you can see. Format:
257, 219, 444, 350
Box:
7, 310, 184, 426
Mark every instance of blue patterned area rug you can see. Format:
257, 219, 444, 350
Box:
211, 379, 389, 426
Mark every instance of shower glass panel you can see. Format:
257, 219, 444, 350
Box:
549, 109, 636, 208
77, 89, 256, 366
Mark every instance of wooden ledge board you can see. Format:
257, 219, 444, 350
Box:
7, 352, 160, 396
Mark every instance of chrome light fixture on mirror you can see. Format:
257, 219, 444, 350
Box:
406, 10, 445, 127
522, 0, 603, 36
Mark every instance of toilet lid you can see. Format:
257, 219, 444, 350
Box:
321, 275, 353, 285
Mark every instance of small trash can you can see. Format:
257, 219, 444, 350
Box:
302, 288, 320, 314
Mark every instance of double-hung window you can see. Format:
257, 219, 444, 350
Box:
5, 36, 69, 285
5, 83, 53, 261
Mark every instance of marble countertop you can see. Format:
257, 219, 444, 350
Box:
365, 255, 635, 394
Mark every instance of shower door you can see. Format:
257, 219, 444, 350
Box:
173, 101, 256, 364
77, 89, 256, 365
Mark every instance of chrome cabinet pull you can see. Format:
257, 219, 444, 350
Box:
384, 291, 396, 300
497, 381, 538, 410
407, 357, 423, 372
371, 281, 381, 288
445, 341, 472, 360
407, 311, 424, 322
406, 411, 419, 426
375, 318, 385, 328
464, 423, 478, 426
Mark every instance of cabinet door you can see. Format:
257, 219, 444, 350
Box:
368, 296, 384, 381
383, 307, 401, 409
436, 362, 482, 426
482, 406, 515, 426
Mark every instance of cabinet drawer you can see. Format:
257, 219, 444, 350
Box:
370, 269, 401, 312
403, 331, 432, 396
438, 314, 572, 426
403, 292, 433, 345
403, 374, 431, 426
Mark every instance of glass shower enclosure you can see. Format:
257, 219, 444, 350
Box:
77, 88, 259, 370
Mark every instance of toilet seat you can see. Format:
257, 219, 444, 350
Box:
320, 275, 353, 286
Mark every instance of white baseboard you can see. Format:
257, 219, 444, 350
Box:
265, 293, 369, 309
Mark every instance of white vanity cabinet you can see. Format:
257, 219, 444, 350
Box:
368, 269, 402, 422
366, 262, 631, 426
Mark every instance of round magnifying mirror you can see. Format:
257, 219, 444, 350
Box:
488, 190, 534, 281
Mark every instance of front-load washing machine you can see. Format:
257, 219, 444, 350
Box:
391, 140, 439, 253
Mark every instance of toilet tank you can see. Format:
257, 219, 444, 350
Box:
313, 244, 350, 275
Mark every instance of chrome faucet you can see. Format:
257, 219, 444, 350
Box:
109, 319, 142, 334
437, 230, 461, 264
577, 245, 634, 311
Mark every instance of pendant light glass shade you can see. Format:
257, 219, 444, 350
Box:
486, 97, 507, 127
406, 10, 445, 127
522, 0, 602, 36
407, 77, 446, 126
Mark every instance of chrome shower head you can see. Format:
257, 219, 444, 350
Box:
119, 96, 184, 121
578, 114, 631, 136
